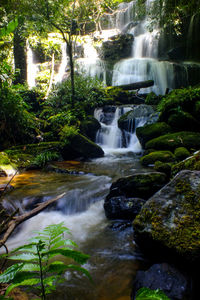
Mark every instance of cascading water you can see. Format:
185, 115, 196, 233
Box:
95, 106, 148, 153
54, 43, 68, 83
27, 43, 38, 88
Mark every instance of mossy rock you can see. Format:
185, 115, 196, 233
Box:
133, 170, 200, 262
136, 122, 172, 148
106, 172, 167, 201
0, 152, 11, 165
174, 147, 190, 161
61, 133, 104, 159
154, 161, 172, 178
145, 131, 200, 151
80, 116, 101, 141
140, 151, 175, 166
172, 151, 200, 176
167, 111, 200, 132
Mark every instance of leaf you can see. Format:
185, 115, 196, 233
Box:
50, 238, 77, 250
0, 263, 24, 283
67, 264, 92, 282
135, 287, 170, 300
6, 278, 40, 296
21, 263, 40, 272
46, 261, 69, 274
45, 249, 89, 264
10, 243, 37, 254
8, 253, 39, 262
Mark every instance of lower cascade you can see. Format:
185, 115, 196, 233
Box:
94, 106, 149, 153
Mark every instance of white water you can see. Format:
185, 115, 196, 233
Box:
55, 43, 68, 84
27, 44, 38, 88
95, 106, 147, 154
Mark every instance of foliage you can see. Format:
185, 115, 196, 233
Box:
59, 125, 79, 144
135, 287, 170, 300
0, 223, 90, 299
32, 151, 60, 167
0, 85, 37, 149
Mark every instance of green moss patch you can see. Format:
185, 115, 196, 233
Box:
136, 122, 172, 148
140, 151, 175, 166
145, 131, 200, 151
174, 147, 190, 161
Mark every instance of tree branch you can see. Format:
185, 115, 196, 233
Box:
0, 193, 66, 247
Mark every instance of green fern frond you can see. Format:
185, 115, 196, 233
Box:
135, 287, 170, 300
9, 252, 39, 262
5, 278, 40, 296
0, 263, 24, 283
46, 249, 89, 264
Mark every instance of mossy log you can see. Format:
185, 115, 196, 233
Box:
113, 80, 154, 91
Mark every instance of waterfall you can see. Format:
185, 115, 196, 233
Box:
27, 43, 38, 88
94, 106, 148, 153
55, 43, 68, 84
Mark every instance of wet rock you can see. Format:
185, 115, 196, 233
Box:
118, 104, 155, 132
100, 106, 116, 125
132, 263, 191, 300
172, 151, 200, 176
133, 170, 200, 263
104, 196, 145, 220
98, 34, 134, 61
0, 167, 7, 177
106, 172, 167, 201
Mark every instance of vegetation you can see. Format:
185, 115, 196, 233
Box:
0, 223, 90, 299
135, 287, 170, 300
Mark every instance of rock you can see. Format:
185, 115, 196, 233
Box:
154, 161, 172, 179
106, 172, 167, 201
118, 104, 155, 132
171, 151, 200, 176
100, 106, 116, 125
80, 116, 101, 141
174, 147, 190, 161
136, 122, 172, 148
133, 170, 200, 263
132, 263, 191, 300
0, 167, 7, 177
104, 196, 145, 220
167, 111, 200, 132
62, 133, 104, 159
140, 150, 175, 166
98, 34, 134, 61
0, 184, 14, 195
145, 131, 200, 152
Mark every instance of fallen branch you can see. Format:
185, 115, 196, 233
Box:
0, 193, 66, 247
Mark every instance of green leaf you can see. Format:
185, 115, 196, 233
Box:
10, 243, 37, 254
9, 253, 39, 262
0, 263, 24, 283
21, 263, 40, 272
67, 264, 92, 282
50, 238, 77, 250
6, 278, 40, 296
135, 287, 170, 300
45, 249, 89, 264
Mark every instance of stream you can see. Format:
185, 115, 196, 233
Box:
1, 109, 151, 300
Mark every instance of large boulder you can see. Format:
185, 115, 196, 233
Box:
145, 131, 200, 152
133, 170, 200, 263
106, 172, 167, 201
172, 151, 200, 176
118, 104, 155, 132
98, 34, 134, 61
104, 196, 145, 220
136, 122, 172, 148
132, 263, 191, 300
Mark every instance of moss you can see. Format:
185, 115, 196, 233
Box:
134, 172, 200, 260
145, 131, 200, 151
140, 151, 175, 166
167, 111, 200, 132
136, 122, 172, 148
174, 147, 190, 161
79, 116, 101, 141
0, 152, 11, 165
172, 151, 200, 176
154, 161, 171, 178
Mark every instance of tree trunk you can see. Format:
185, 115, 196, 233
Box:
113, 80, 154, 90
13, 25, 27, 84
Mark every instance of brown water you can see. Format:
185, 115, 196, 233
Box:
1, 152, 149, 300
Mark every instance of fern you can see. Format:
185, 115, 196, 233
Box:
0, 222, 90, 299
135, 287, 170, 300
